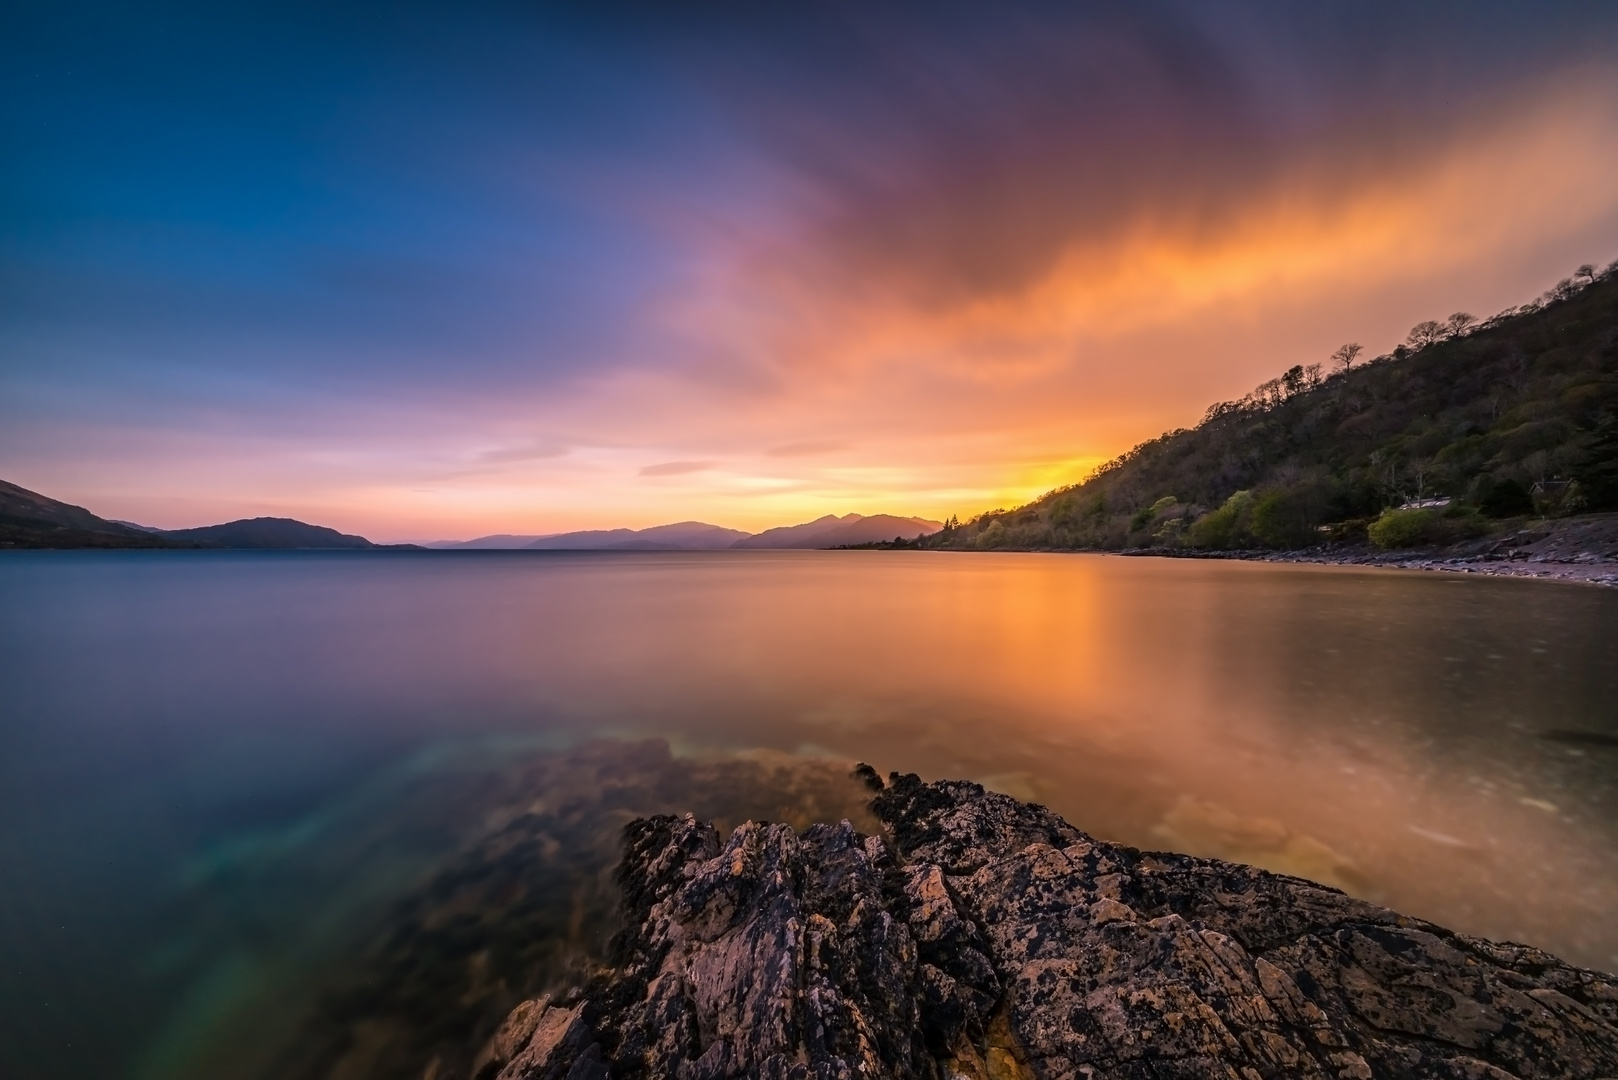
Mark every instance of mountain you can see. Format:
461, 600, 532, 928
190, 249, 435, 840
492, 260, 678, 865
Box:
812, 514, 945, 547
0, 479, 408, 549
437, 516, 952, 551
731, 513, 943, 549
927, 260, 1618, 553
732, 514, 850, 548
0, 479, 194, 548
525, 521, 750, 550
161, 517, 383, 549
428, 523, 748, 550
426, 534, 557, 550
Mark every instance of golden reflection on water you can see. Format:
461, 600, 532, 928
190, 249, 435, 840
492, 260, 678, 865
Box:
10, 550, 1617, 1080
476, 551, 1618, 971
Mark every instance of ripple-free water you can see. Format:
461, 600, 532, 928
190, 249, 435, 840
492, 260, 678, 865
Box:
2, 550, 1616, 1078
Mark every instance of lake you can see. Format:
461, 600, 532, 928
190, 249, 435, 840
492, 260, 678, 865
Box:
2, 550, 1616, 1079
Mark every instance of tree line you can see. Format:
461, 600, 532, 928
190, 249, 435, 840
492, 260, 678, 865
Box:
925, 259, 1618, 553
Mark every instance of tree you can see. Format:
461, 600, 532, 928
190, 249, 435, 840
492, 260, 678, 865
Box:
1281, 365, 1307, 397
1406, 458, 1432, 502
1250, 481, 1336, 548
1329, 343, 1362, 371
1444, 312, 1476, 337
1368, 450, 1399, 504
1575, 264, 1597, 287
1187, 490, 1254, 549
1576, 412, 1618, 511
1406, 321, 1444, 349
1544, 278, 1578, 304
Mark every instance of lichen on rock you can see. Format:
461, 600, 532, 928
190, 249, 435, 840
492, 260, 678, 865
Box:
482, 771, 1618, 1079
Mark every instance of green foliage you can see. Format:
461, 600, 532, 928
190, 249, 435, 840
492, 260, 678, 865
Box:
972, 520, 1007, 549
1249, 481, 1337, 548
1368, 509, 1441, 549
1130, 495, 1178, 531
1366, 507, 1488, 549
1187, 491, 1254, 549
925, 262, 1618, 553
1577, 413, 1618, 511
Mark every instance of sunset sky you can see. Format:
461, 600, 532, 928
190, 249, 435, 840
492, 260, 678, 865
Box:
5, 2, 1618, 540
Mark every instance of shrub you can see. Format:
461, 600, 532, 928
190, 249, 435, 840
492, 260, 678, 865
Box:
1368, 508, 1440, 548
1248, 481, 1337, 548
1442, 507, 1491, 540
1130, 495, 1178, 531
1551, 480, 1587, 517
1320, 518, 1370, 544
973, 520, 1007, 549
1366, 506, 1487, 548
1151, 516, 1187, 543
1187, 491, 1253, 549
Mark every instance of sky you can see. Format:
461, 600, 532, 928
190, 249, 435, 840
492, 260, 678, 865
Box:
5, 1, 1618, 541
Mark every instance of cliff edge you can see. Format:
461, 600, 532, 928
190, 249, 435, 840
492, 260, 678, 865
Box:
477, 771, 1618, 1080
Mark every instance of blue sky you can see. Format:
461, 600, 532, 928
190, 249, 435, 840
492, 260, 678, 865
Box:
5, 2, 1618, 538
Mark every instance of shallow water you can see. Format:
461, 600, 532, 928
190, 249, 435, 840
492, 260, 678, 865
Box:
2, 550, 1616, 1078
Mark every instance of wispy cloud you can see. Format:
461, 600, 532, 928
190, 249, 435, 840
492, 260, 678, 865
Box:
476, 443, 568, 464
764, 441, 847, 457
639, 460, 715, 477
12, 3, 1618, 541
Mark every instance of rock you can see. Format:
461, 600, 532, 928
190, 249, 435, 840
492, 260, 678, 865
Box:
473, 997, 553, 1079
278, 741, 883, 1080
484, 999, 604, 1080
487, 772, 1618, 1079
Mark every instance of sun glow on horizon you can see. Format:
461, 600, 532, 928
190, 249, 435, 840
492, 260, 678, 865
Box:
7, 9, 1618, 541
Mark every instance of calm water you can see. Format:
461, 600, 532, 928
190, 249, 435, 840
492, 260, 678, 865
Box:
3, 550, 1617, 1078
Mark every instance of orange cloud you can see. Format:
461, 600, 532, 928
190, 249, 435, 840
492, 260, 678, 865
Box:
689, 70, 1618, 385
68, 73, 1618, 541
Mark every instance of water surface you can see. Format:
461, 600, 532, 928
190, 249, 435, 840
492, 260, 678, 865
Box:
2, 550, 1616, 1078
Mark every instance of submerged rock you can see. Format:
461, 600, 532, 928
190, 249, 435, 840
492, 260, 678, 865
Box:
481, 771, 1618, 1080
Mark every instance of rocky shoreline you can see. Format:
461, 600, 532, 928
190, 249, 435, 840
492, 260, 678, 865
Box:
1128, 513, 1618, 587
478, 771, 1618, 1080
1259, 551, 1618, 587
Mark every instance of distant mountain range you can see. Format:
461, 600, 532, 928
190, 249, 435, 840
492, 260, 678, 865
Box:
160, 518, 380, 549
0, 479, 405, 549
730, 513, 942, 548
428, 521, 749, 550
425, 533, 554, 550
0, 477, 941, 552
433, 514, 940, 550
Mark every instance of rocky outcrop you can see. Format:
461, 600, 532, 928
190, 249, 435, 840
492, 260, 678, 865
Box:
479, 771, 1618, 1080
269, 742, 880, 1080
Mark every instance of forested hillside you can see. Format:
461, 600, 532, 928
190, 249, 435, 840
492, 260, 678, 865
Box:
928, 261, 1618, 552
